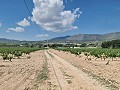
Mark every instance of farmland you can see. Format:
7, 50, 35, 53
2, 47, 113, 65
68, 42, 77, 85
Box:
0, 47, 41, 61
56, 48, 120, 62
0, 45, 120, 90
1, 0, 120, 89
50, 48, 120, 90
0, 47, 45, 90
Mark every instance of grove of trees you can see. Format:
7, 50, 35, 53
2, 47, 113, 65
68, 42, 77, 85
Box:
101, 39, 120, 48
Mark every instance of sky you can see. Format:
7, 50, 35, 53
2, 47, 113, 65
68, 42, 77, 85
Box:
0, 0, 120, 41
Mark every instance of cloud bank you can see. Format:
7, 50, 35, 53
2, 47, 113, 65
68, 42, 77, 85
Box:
32, 0, 81, 32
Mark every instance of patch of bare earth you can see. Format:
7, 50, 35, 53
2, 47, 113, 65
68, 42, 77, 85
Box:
0, 49, 119, 90
46, 50, 107, 90
50, 49, 120, 90
0, 50, 45, 90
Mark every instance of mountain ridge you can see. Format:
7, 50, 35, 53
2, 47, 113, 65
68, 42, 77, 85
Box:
48, 32, 120, 43
0, 32, 120, 43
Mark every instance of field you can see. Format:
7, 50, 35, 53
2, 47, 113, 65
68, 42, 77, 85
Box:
0, 47, 120, 90
0, 47, 41, 61
50, 48, 120, 90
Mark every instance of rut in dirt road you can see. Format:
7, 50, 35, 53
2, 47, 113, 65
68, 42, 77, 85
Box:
45, 50, 108, 90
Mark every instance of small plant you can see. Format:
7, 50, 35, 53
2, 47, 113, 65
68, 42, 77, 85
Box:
27, 56, 31, 59
67, 80, 72, 84
14, 51, 22, 58
2, 53, 8, 60
1, 53, 13, 61
8, 53, 13, 62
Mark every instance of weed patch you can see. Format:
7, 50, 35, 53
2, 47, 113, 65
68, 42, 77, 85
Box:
37, 58, 49, 82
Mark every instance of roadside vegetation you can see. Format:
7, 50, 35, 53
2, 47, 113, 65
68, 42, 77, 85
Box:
37, 58, 49, 81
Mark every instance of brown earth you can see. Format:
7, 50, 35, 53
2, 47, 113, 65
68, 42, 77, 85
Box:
45, 50, 108, 90
0, 49, 119, 90
0, 50, 44, 90
49, 49, 120, 90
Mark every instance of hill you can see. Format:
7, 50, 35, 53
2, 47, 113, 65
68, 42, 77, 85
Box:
48, 32, 120, 43
0, 38, 19, 43
0, 32, 120, 43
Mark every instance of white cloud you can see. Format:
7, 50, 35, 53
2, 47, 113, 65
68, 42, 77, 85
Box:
0, 23, 2, 27
7, 27, 24, 32
17, 18, 30, 27
36, 34, 49, 38
32, 0, 81, 32
28, 16, 32, 20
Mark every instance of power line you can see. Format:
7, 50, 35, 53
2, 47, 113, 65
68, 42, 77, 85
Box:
23, 0, 41, 34
24, 0, 49, 45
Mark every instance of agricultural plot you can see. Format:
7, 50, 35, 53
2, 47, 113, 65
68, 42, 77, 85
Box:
45, 50, 107, 90
0, 49, 46, 90
0, 47, 120, 90
57, 48, 120, 62
0, 47, 41, 61
50, 48, 120, 90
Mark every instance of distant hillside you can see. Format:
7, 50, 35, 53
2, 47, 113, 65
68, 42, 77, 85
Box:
49, 35, 71, 43
0, 38, 39, 44
103, 32, 120, 40
0, 32, 120, 43
48, 32, 120, 43
66, 34, 103, 41
0, 38, 19, 43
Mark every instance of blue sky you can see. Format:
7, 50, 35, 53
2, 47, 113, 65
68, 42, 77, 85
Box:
0, 0, 120, 41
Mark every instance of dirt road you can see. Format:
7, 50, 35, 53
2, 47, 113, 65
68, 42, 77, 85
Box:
49, 49, 120, 90
45, 50, 107, 90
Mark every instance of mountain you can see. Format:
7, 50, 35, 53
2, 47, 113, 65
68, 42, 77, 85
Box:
0, 38, 39, 44
0, 38, 19, 43
103, 32, 120, 40
0, 32, 120, 44
66, 34, 103, 41
48, 32, 120, 43
48, 35, 71, 43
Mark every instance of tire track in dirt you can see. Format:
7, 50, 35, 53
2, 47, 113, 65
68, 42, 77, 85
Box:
45, 51, 63, 90
46, 50, 108, 90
